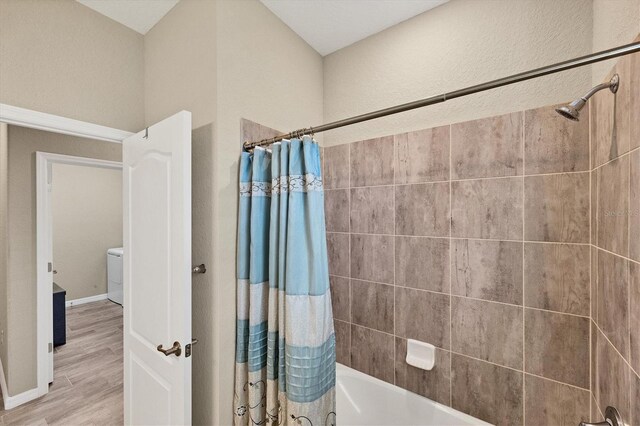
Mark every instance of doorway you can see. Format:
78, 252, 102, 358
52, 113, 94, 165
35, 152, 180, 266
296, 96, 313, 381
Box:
0, 107, 193, 424
36, 153, 125, 422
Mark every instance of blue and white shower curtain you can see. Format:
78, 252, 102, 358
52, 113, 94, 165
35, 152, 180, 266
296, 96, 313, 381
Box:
234, 137, 336, 426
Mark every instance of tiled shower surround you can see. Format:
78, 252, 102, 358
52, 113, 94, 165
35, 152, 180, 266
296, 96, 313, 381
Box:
322, 47, 639, 426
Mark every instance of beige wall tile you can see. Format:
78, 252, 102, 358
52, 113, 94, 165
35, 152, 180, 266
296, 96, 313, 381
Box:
630, 150, 640, 261
334, 319, 351, 366
395, 287, 450, 348
524, 172, 590, 243
525, 309, 590, 388
524, 243, 590, 315
395, 183, 450, 236
630, 51, 640, 150
597, 156, 630, 256
395, 236, 449, 293
524, 375, 590, 426
631, 371, 640, 426
591, 247, 598, 320
327, 232, 350, 277
350, 137, 394, 186
451, 354, 523, 426
451, 297, 523, 369
351, 280, 394, 333
323, 144, 350, 189
350, 234, 394, 283
394, 338, 450, 405
452, 239, 523, 305
591, 169, 598, 245
630, 262, 640, 373
324, 189, 349, 232
597, 249, 629, 358
452, 177, 523, 240
591, 58, 631, 167
451, 112, 523, 179
329, 276, 350, 322
395, 126, 450, 184
524, 104, 590, 174
595, 328, 631, 424
350, 186, 394, 234
350, 325, 394, 384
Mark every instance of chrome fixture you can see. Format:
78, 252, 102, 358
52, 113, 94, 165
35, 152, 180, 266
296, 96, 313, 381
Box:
555, 74, 619, 121
579, 406, 623, 426
192, 264, 206, 274
243, 41, 640, 151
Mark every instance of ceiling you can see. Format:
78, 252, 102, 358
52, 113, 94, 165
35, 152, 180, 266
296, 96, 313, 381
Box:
76, 0, 180, 35
76, 0, 447, 53
260, 0, 448, 56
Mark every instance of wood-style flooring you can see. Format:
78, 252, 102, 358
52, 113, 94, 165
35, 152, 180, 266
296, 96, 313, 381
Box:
0, 300, 124, 425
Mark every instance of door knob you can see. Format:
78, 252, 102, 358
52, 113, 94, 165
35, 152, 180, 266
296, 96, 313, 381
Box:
157, 341, 182, 357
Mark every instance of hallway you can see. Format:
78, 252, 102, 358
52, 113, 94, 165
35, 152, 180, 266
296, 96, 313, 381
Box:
0, 300, 123, 425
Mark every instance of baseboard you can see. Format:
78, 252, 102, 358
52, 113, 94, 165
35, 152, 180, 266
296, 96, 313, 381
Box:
0, 356, 8, 409
66, 293, 108, 307
0, 358, 40, 410
2, 388, 40, 410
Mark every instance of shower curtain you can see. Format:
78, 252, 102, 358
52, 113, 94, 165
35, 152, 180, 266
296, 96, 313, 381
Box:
234, 137, 336, 426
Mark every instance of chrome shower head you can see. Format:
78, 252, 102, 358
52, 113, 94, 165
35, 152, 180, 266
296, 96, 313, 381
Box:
555, 74, 619, 121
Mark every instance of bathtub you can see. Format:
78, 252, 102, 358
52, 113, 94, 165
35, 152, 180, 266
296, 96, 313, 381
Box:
336, 363, 492, 426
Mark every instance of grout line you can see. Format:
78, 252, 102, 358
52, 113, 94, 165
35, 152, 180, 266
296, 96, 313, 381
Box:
392, 130, 397, 386
449, 350, 592, 393
627, 135, 632, 369
449, 123, 453, 408
521, 111, 526, 426
588, 100, 593, 418
348, 142, 352, 366
327, 230, 594, 246
592, 319, 640, 380
594, 245, 640, 265
329, 273, 592, 318
339, 169, 593, 190
592, 144, 640, 171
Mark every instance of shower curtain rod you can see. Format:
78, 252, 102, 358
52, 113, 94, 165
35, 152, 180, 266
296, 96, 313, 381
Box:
244, 41, 640, 151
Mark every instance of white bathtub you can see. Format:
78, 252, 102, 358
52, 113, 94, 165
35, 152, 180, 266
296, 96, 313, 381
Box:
336, 363, 492, 426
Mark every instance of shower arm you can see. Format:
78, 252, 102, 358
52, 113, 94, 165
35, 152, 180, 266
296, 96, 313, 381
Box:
577, 74, 619, 105
244, 41, 639, 151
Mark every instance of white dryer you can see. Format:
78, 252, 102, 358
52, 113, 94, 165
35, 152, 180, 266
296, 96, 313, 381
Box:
107, 247, 123, 306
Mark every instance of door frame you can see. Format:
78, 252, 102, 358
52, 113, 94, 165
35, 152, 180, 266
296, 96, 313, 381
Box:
36, 152, 123, 396
0, 103, 132, 407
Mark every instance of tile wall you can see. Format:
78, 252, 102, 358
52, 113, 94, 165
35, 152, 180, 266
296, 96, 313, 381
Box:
589, 42, 640, 426
322, 44, 639, 425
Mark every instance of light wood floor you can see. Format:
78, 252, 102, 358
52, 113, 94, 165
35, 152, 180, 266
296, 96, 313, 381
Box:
0, 300, 124, 426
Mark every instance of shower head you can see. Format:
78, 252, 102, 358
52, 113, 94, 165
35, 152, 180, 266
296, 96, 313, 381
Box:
555, 74, 619, 121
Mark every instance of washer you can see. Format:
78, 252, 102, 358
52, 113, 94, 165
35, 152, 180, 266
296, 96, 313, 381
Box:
107, 247, 123, 306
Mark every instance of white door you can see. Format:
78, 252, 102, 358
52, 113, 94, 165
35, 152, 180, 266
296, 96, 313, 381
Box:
123, 111, 192, 426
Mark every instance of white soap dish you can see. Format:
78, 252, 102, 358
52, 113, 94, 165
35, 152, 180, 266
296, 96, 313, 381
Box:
406, 339, 435, 371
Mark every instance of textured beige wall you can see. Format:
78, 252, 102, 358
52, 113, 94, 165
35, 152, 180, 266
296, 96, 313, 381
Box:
142, 1, 217, 423
144, 0, 217, 129
322, 0, 594, 146
213, 1, 323, 423
0, 123, 8, 385
5, 126, 121, 395
0, 0, 145, 132
592, 0, 640, 84
51, 164, 122, 301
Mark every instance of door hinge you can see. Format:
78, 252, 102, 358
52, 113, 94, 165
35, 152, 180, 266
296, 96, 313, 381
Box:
48, 262, 52, 273
185, 338, 198, 358
48, 342, 53, 353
